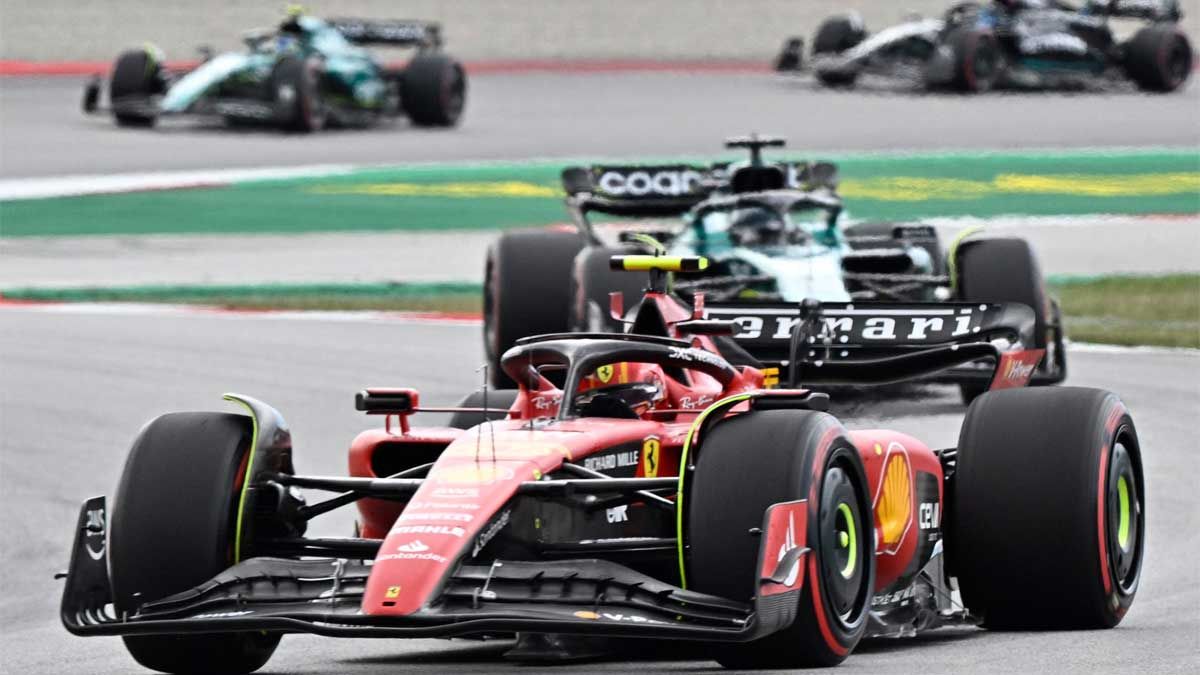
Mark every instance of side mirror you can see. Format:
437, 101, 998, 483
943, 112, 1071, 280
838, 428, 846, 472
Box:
674, 319, 737, 336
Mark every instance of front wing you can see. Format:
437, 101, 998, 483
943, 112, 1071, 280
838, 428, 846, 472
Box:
61, 497, 798, 643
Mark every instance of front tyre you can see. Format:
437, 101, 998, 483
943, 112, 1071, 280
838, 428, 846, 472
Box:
943, 28, 1002, 92
812, 14, 867, 87
109, 48, 165, 127
949, 387, 1144, 629
110, 412, 279, 674
686, 409, 873, 668
271, 56, 326, 132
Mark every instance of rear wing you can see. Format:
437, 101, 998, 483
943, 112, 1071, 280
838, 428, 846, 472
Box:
327, 18, 442, 48
1096, 0, 1182, 21
703, 299, 1043, 389
561, 160, 841, 243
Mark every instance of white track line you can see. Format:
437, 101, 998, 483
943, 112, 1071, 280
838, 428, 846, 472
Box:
0, 165, 357, 201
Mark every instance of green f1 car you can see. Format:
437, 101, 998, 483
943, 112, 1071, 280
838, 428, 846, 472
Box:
82, 11, 466, 131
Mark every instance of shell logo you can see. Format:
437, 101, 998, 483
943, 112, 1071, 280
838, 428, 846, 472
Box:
875, 452, 912, 549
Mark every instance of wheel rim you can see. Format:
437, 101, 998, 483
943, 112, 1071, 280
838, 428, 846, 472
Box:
972, 37, 1000, 89
1166, 41, 1190, 88
441, 66, 465, 122
1106, 441, 1142, 595
819, 464, 867, 622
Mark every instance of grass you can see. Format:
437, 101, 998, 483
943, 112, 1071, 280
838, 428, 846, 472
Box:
1047, 274, 1200, 349
3, 274, 1196, 348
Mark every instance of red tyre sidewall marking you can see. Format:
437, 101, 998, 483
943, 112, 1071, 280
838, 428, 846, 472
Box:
964, 32, 979, 91
807, 427, 850, 657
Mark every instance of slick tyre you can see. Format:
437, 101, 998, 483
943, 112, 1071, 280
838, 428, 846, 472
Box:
483, 229, 584, 387
813, 14, 867, 55
1124, 26, 1192, 93
271, 56, 326, 132
955, 237, 1051, 403
944, 28, 1002, 92
110, 412, 279, 674
109, 49, 164, 127
813, 14, 867, 87
402, 53, 467, 126
949, 387, 1144, 629
448, 389, 520, 429
685, 409, 873, 668
568, 246, 646, 333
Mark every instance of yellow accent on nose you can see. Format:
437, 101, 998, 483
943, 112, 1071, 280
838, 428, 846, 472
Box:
611, 255, 709, 272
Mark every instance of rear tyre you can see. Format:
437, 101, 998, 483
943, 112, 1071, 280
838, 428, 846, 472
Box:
944, 28, 1002, 92
955, 237, 1051, 404
448, 389, 520, 429
271, 56, 326, 132
110, 412, 279, 674
812, 14, 867, 87
1124, 26, 1192, 93
949, 387, 1144, 629
109, 48, 164, 127
686, 410, 873, 668
402, 53, 467, 126
483, 229, 584, 387
568, 246, 646, 333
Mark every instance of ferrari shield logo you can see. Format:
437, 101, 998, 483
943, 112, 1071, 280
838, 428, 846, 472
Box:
386, 586, 401, 598
641, 437, 661, 477
596, 364, 614, 383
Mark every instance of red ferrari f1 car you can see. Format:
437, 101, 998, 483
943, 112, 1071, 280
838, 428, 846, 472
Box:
60, 257, 1143, 671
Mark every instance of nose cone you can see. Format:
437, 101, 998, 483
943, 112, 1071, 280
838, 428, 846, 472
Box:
362, 426, 577, 616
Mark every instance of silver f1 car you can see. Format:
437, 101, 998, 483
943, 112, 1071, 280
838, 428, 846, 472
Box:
776, 0, 1192, 92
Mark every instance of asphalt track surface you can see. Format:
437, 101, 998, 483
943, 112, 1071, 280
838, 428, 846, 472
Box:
1, 306, 1198, 674
1, 68, 1199, 675
2, 73, 1199, 178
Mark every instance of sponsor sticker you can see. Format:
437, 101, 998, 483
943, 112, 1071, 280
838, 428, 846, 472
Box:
194, 610, 253, 619
596, 364, 614, 384
435, 464, 515, 485
759, 500, 808, 597
595, 167, 705, 197
677, 394, 714, 410
606, 504, 629, 523
429, 487, 480, 499
918, 502, 940, 530
572, 610, 668, 625
473, 509, 511, 557
391, 524, 466, 538
398, 511, 474, 523
641, 437, 661, 478
582, 450, 639, 472
406, 500, 480, 510
84, 505, 106, 561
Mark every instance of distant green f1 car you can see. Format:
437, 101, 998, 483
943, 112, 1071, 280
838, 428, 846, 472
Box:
83, 11, 466, 131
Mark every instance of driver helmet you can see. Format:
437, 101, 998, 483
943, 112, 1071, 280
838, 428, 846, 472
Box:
575, 363, 666, 418
728, 206, 787, 247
